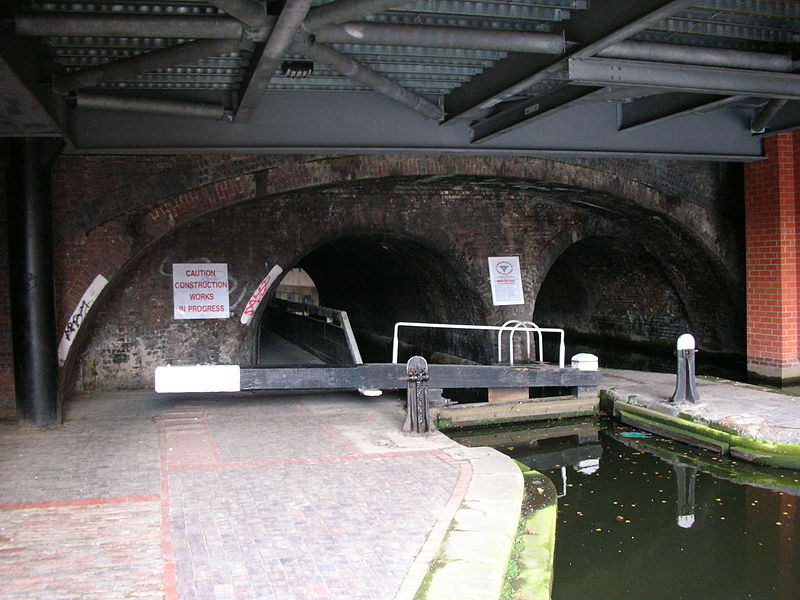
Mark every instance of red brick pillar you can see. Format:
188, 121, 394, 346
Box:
744, 131, 800, 384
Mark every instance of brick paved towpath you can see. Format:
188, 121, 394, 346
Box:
0, 390, 520, 600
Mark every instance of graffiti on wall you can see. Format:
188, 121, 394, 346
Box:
58, 274, 109, 365
241, 265, 283, 325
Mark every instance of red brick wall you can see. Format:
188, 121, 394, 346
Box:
744, 131, 800, 382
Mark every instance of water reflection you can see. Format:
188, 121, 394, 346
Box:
449, 418, 800, 600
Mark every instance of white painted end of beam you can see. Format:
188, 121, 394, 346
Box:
155, 364, 241, 393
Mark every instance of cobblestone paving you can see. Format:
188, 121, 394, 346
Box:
0, 391, 467, 600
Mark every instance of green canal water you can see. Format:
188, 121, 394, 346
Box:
450, 418, 800, 600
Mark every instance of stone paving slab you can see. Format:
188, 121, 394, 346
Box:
601, 369, 800, 445
0, 390, 522, 600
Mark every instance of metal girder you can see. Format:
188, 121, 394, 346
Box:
16, 14, 248, 40
53, 39, 243, 93
206, 0, 266, 30
750, 100, 800, 136
470, 85, 599, 143
568, 57, 800, 100
303, 42, 443, 120
618, 92, 744, 131
751, 99, 789, 134
234, 0, 313, 122
75, 93, 227, 120
303, 0, 415, 32
0, 46, 62, 137
445, 0, 697, 121
312, 22, 566, 54
64, 90, 764, 160
597, 40, 791, 72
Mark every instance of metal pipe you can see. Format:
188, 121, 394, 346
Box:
7, 138, 61, 427
313, 22, 566, 54
304, 0, 412, 32
235, 0, 314, 121
53, 38, 243, 93
76, 94, 228, 119
16, 13, 245, 40
206, 0, 266, 30
303, 41, 443, 120
599, 40, 791, 72
751, 98, 789, 133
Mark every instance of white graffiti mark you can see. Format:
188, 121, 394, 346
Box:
241, 265, 283, 325
58, 274, 109, 366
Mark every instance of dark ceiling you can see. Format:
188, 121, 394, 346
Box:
2, 0, 800, 159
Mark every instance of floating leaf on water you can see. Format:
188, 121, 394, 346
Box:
615, 516, 624, 522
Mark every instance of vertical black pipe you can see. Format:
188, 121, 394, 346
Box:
7, 138, 60, 427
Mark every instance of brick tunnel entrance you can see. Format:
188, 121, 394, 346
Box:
534, 235, 745, 379
257, 233, 490, 365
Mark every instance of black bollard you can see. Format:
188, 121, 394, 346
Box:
403, 356, 436, 434
670, 334, 700, 404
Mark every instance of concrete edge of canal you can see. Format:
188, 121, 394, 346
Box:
398, 445, 523, 600
398, 442, 559, 600
599, 383, 800, 471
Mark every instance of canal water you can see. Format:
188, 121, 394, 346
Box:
449, 418, 800, 600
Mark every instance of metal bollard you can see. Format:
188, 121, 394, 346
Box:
403, 356, 436, 434
670, 334, 700, 403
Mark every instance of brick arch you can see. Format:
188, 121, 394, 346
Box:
55, 155, 739, 393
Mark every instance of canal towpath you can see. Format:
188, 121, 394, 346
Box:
0, 389, 522, 600
600, 369, 800, 468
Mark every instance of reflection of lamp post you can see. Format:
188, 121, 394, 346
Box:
674, 464, 698, 528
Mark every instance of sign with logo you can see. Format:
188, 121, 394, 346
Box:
488, 256, 525, 305
173, 263, 230, 319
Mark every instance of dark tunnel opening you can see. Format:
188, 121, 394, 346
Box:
257, 233, 489, 366
533, 235, 745, 380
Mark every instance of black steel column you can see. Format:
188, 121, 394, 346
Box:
7, 138, 60, 427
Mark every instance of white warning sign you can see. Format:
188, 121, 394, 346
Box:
173, 263, 230, 319
488, 256, 525, 306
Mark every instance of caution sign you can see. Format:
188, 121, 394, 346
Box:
488, 256, 525, 306
173, 263, 230, 319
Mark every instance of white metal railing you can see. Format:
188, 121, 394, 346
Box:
499, 320, 541, 365
391, 321, 566, 368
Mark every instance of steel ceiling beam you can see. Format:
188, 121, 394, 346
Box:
597, 40, 791, 72
15, 14, 248, 40
568, 57, 800, 100
234, 0, 313, 122
53, 39, 243, 93
303, 0, 414, 32
205, 0, 266, 30
618, 92, 745, 132
303, 42, 443, 120
751, 99, 789, 134
750, 101, 800, 136
75, 93, 228, 120
470, 85, 599, 143
446, 0, 697, 122
313, 22, 566, 54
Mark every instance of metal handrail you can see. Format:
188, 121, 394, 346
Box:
498, 320, 545, 365
391, 321, 566, 367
